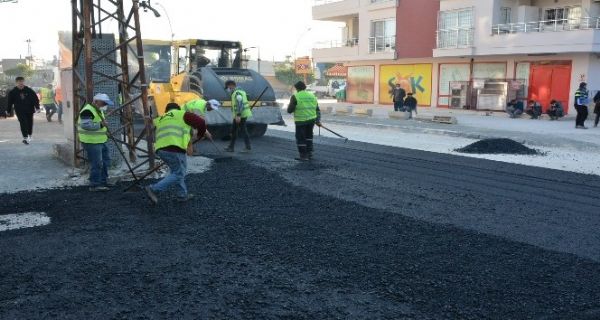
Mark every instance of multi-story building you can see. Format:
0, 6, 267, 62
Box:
312, 0, 600, 113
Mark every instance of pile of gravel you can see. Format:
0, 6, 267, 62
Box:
456, 138, 539, 155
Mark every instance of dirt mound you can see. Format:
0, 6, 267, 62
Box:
456, 138, 539, 155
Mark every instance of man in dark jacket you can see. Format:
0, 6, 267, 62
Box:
6, 77, 40, 144
404, 92, 418, 119
391, 83, 406, 112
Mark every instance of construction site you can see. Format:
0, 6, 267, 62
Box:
1, 0, 600, 319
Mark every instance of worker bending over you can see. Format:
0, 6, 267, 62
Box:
287, 81, 321, 161
224, 80, 252, 153
183, 98, 220, 155
145, 102, 209, 204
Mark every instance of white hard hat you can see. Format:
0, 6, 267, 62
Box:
93, 93, 114, 106
208, 99, 220, 110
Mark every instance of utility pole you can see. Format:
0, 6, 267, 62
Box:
71, 0, 155, 170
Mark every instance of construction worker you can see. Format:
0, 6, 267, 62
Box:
183, 98, 220, 155
224, 80, 252, 153
78, 93, 113, 192
287, 81, 321, 161
144, 102, 209, 205
574, 82, 589, 129
39, 84, 57, 122
55, 86, 64, 124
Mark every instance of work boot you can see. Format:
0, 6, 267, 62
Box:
224, 146, 234, 152
295, 154, 309, 162
145, 186, 158, 205
177, 193, 194, 202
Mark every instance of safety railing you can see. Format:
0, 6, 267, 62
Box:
436, 28, 474, 49
314, 38, 359, 49
492, 16, 600, 35
369, 36, 395, 53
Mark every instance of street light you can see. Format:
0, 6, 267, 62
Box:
244, 46, 261, 74
293, 27, 312, 60
154, 2, 174, 41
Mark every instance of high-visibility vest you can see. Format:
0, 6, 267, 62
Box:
231, 89, 252, 118
575, 89, 589, 106
184, 99, 207, 117
293, 90, 318, 123
153, 109, 191, 151
78, 104, 108, 144
40, 87, 55, 105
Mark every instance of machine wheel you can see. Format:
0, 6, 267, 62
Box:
248, 124, 268, 138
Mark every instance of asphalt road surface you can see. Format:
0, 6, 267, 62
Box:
1, 131, 599, 319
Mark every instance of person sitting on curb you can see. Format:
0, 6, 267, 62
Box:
404, 92, 418, 119
506, 99, 524, 118
525, 100, 543, 119
547, 100, 564, 121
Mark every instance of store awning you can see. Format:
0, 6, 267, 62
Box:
325, 64, 347, 77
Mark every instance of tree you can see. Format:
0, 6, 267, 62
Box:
274, 62, 314, 87
3, 64, 34, 78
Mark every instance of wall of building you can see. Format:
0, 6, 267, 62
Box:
396, 0, 439, 58
342, 52, 597, 109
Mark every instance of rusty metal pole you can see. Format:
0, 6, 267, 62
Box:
72, 0, 81, 167
116, 2, 136, 162
82, 0, 94, 103
131, 0, 155, 168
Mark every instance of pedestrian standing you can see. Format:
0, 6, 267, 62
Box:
224, 80, 252, 153
78, 93, 114, 192
55, 85, 64, 124
144, 102, 209, 205
6, 77, 40, 145
574, 82, 589, 129
404, 92, 418, 119
592, 91, 600, 128
392, 83, 406, 112
287, 81, 321, 161
39, 84, 57, 122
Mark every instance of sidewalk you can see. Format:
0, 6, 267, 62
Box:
0, 113, 71, 193
313, 101, 600, 151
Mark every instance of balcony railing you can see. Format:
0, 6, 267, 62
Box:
313, 0, 345, 6
436, 28, 474, 49
314, 38, 359, 49
492, 16, 600, 35
369, 36, 395, 53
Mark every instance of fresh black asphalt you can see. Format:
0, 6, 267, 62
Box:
1, 133, 599, 319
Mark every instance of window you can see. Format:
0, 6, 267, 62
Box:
437, 8, 474, 48
545, 6, 581, 24
370, 19, 396, 53
500, 7, 511, 24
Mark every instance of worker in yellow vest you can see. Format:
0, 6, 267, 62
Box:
39, 84, 57, 122
287, 81, 321, 161
144, 102, 210, 204
183, 98, 220, 155
77, 93, 113, 192
224, 80, 252, 153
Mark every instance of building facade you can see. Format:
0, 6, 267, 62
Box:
312, 0, 600, 113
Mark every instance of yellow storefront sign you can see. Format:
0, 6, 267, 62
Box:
379, 64, 432, 106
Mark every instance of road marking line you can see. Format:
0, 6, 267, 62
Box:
0, 212, 51, 232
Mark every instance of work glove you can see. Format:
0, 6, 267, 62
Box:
316, 121, 322, 127
235, 116, 241, 124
